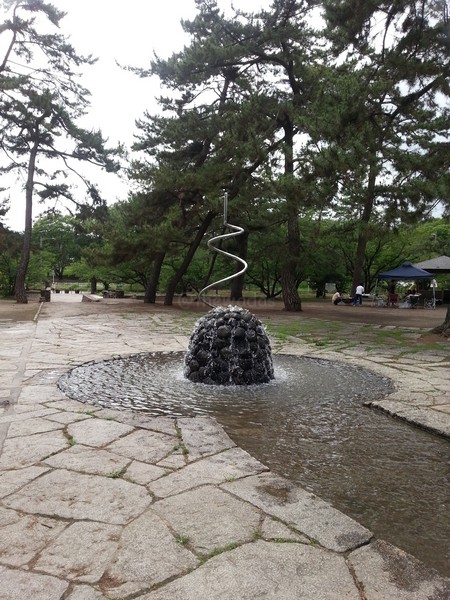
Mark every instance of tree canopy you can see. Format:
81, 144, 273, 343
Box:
125, 0, 449, 310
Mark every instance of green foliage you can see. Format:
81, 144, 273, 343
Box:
400, 220, 450, 263
32, 214, 83, 280
0, 225, 21, 295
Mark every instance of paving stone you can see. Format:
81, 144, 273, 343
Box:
7, 416, 64, 437
0, 430, 68, 469
0, 507, 67, 566
26, 368, 67, 384
96, 411, 178, 436
45, 399, 101, 412
44, 444, 131, 475
0, 565, 69, 600
405, 353, 448, 363
154, 486, 261, 553
66, 586, 108, 600
348, 540, 450, 599
107, 429, 176, 463
178, 416, 236, 459
0, 406, 59, 423
261, 515, 310, 543
67, 418, 134, 447
0, 465, 49, 497
45, 411, 93, 424
4, 469, 151, 524
149, 447, 268, 498
102, 510, 197, 597
222, 472, 372, 552
34, 521, 121, 583
123, 460, 168, 485
140, 540, 360, 600
156, 452, 187, 469
16, 384, 62, 404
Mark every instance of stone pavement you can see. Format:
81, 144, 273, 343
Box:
0, 295, 449, 599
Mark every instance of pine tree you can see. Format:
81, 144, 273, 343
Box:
0, 1, 120, 302
321, 0, 450, 294
130, 0, 323, 310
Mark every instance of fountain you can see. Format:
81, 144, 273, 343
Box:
56, 193, 449, 576
184, 192, 274, 386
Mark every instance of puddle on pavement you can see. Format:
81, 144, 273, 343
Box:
58, 352, 449, 576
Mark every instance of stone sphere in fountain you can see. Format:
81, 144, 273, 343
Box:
184, 305, 274, 385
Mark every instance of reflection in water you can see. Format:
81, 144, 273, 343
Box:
58, 352, 449, 576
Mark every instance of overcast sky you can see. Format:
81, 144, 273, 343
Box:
5, 0, 273, 231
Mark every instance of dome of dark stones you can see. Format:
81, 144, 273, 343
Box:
184, 306, 274, 385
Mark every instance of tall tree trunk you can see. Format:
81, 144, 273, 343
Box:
351, 154, 377, 295
280, 120, 302, 311
15, 137, 39, 304
280, 213, 302, 311
230, 230, 248, 301
164, 211, 216, 306
90, 276, 97, 294
431, 303, 450, 336
145, 251, 165, 303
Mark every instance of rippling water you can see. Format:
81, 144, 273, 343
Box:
58, 352, 449, 576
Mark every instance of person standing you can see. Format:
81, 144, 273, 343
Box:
353, 284, 364, 305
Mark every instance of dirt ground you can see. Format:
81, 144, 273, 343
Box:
0, 294, 447, 331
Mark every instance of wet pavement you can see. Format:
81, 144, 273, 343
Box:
0, 293, 449, 599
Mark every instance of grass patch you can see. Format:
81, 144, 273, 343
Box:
266, 319, 346, 347
106, 467, 127, 479
175, 535, 190, 546
173, 443, 189, 455
174, 426, 189, 455
266, 317, 449, 357
199, 542, 241, 564
252, 528, 264, 540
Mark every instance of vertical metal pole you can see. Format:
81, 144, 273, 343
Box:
223, 192, 228, 225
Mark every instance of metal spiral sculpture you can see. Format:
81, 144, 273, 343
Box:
186, 192, 274, 385
198, 192, 248, 308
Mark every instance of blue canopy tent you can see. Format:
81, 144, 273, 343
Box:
376, 262, 433, 307
377, 261, 433, 280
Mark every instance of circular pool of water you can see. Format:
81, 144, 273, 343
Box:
58, 352, 449, 576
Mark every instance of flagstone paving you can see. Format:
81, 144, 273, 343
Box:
0, 295, 448, 599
